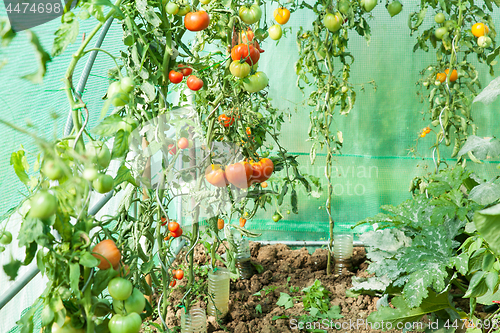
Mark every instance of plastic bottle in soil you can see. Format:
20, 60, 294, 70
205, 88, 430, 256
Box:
334, 232, 353, 275
235, 237, 254, 279
207, 267, 230, 317
181, 307, 207, 333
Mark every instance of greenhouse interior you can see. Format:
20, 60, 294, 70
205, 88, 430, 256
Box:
2, 0, 500, 332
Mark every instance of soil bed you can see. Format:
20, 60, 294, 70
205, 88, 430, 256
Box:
143, 242, 397, 333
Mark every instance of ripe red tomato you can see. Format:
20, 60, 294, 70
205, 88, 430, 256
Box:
168, 144, 177, 155
187, 75, 204, 91
178, 137, 189, 149
169, 70, 183, 84
170, 280, 176, 287
168, 221, 180, 233
177, 64, 192, 76
184, 10, 210, 31
218, 114, 235, 127
205, 164, 228, 187
225, 161, 253, 189
170, 228, 183, 238
161, 217, 167, 226
175, 269, 184, 280
92, 239, 121, 270
231, 44, 260, 66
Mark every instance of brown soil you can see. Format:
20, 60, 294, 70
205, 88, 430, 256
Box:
143, 242, 397, 333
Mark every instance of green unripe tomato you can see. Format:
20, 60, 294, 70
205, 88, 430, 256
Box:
176, 4, 191, 16
478, 35, 492, 48
341, 86, 348, 93
82, 168, 99, 181
434, 27, 448, 39
108, 277, 133, 301
272, 214, 281, 222
108, 313, 142, 333
268, 24, 282, 40
386, 1, 402, 17
323, 13, 342, 33
0, 231, 12, 245
113, 288, 146, 315
363, 0, 377, 12
42, 160, 64, 180
338, 0, 350, 15
120, 77, 134, 93
199, 0, 211, 4
254, 28, 268, 41
165, 2, 179, 14
29, 191, 57, 219
434, 13, 445, 24
93, 174, 114, 194
85, 141, 111, 169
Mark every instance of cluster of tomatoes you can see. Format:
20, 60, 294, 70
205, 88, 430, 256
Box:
268, 7, 290, 40
106, 76, 135, 107
205, 158, 274, 189
169, 268, 184, 287
471, 22, 492, 48
229, 29, 269, 93
419, 126, 431, 138
163, 220, 183, 240
107, 277, 146, 333
169, 64, 204, 91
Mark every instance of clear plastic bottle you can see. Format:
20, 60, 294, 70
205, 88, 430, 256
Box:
181, 306, 207, 333
235, 237, 254, 279
334, 233, 353, 275
207, 267, 230, 317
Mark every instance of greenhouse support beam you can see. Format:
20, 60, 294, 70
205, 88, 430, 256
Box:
255, 240, 364, 247
0, 191, 115, 311
64, 17, 115, 137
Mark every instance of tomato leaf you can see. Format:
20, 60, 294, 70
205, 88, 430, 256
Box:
10, 150, 30, 185
474, 203, 500, 256
111, 129, 128, 159
277, 182, 288, 206
36, 249, 46, 276
291, 188, 298, 214
80, 252, 100, 268
69, 262, 81, 297
91, 114, 123, 136
114, 165, 138, 187
140, 260, 155, 275
52, 15, 79, 57
92, 268, 118, 296
3, 259, 22, 280
24, 242, 37, 265
22, 31, 51, 84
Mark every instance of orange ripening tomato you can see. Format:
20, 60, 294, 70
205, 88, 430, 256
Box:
164, 233, 171, 241
92, 239, 121, 270
246, 127, 251, 135
420, 132, 426, 138
170, 280, 176, 287
178, 137, 189, 149
424, 127, 431, 134
445, 69, 458, 82
261, 181, 268, 188
231, 44, 260, 66
239, 217, 247, 227
249, 158, 274, 185
217, 218, 224, 230
168, 221, 180, 233
274, 7, 290, 25
205, 164, 228, 187
175, 269, 184, 280
161, 217, 167, 226
184, 10, 210, 31
436, 72, 446, 83
168, 143, 177, 155
218, 114, 235, 127
471, 22, 489, 38
225, 161, 253, 188
239, 29, 255, 44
